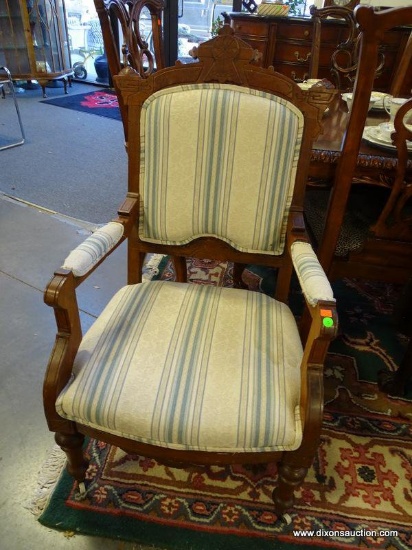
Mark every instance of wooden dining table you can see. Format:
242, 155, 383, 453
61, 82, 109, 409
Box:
307, 93, 412, 398
309, 94, 412, 186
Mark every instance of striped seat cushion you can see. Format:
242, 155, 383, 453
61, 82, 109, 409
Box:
139, 83, 304, 255
56, 281, 303, 453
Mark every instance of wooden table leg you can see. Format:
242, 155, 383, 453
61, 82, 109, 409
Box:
378, 339, 412, 397
378, 278, 412, 397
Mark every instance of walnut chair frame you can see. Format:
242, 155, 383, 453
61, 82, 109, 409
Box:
43, 26, 337, 516
317, 5, 412, 284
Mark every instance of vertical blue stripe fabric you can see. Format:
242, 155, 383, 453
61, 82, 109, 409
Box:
62, 222, 124, 277
56, 281, 303, 452
150, 284, 222, 446
291, 242, 335, 306
138, 84, 303, 255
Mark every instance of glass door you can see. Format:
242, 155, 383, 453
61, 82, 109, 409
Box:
64, 1, 239, 82
164, 0, 236, 65
65, 0, 107, 84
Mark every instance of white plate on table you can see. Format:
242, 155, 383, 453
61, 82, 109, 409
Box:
341, 91, 389, 111
369, 91, 391, 111
363, 125, 412, 152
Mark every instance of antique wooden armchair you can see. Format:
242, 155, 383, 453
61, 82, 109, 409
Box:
316, 5, 412, 284
43, 26, 337, 516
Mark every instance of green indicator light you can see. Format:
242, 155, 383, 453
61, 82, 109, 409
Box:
323, 317, 334, 328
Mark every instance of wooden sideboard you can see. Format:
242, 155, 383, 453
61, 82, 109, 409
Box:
229, 13, 412, 94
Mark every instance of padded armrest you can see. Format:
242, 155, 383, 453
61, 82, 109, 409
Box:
62, 221, 124, 277
291, 241, 335, 307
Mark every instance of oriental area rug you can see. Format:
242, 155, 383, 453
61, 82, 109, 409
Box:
41, 90, 121, 121
34, 258, 412, 550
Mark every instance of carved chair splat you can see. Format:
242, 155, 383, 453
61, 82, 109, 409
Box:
309, 5, 384, 92
93, 0, 165, 143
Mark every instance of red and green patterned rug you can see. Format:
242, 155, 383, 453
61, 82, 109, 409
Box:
36, 258, 412, 549
41, 90, 121, 121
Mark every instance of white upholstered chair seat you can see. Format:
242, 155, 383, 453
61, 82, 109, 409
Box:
56, 280, 303, 453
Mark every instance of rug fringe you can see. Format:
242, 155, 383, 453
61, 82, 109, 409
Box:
27, 444, 66, 517
142, 253, 166, 281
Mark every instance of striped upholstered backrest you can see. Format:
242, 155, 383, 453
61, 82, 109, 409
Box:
139, 83, 304, 255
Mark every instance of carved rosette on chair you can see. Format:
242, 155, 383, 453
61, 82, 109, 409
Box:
43, 25, 338, 517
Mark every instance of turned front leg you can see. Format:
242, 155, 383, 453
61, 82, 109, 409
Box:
272, 462, 308, 515
55, 432, 89, 484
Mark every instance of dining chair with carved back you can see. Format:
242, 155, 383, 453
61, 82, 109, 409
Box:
309, 4, 385, 92
309, 5, 360, 91
315, 5, 412, 284
93, 0, 165, 145
42, 25, 338, 518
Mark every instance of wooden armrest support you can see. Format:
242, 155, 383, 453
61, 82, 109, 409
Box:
43, 270, 82, 431
117, 193, 139, 217
306, 300, 338, 343
299, 299, 338, 426
115, 193, 140, 233
43, 195, 140, 431
290, 210, 307, 236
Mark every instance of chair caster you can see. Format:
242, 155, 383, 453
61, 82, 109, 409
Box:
281, 513, 292, 525
77, 481, 87, 497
